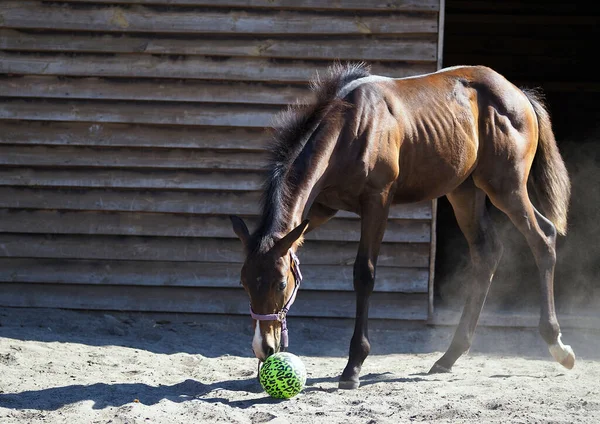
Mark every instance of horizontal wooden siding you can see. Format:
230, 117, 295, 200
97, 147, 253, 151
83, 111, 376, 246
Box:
0, 0, 440, 319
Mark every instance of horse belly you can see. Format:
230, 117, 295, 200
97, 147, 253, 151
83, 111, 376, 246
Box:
393, 133, 478, 203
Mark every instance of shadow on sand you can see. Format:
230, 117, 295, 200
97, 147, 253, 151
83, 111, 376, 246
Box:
0, 377, 283, 411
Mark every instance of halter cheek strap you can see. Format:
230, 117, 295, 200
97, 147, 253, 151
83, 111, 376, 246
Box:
249, 250, 302, 349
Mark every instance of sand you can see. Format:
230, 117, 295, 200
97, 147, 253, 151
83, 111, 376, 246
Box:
1, 306, 599, 424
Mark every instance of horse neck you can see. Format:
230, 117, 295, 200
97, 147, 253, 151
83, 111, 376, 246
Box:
264, 128, 338, 242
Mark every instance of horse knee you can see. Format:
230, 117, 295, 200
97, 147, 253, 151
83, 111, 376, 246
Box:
350, 334, 371, 359
353, 257, 375, 290
471, 236, 503, 280
533, 240, 556, 271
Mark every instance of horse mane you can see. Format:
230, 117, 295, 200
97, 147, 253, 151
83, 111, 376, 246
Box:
249, 62, 371, 253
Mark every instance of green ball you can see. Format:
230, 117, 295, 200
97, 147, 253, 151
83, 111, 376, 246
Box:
259, 352, 307, 399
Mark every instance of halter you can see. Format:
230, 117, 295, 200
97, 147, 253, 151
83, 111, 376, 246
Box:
249, 250, 302, 349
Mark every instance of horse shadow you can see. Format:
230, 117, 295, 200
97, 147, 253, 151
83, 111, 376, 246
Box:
0, 369, 446, 412
302, 371, 439, 394
0, 377, 281, 411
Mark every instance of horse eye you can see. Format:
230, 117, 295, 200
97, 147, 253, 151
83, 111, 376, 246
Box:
278, 280, 287, 291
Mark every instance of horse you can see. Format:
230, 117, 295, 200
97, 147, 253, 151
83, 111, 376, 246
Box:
230, 62, 574, 389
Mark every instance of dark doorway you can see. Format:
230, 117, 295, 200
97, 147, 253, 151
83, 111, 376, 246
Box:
436, 1, 600, 316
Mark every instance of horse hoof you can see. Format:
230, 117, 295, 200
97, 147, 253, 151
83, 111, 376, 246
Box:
338, 379, 360, 390
557, 346, 575, 370
549, 337, 575, 370
428, 363, 452, 374
561, 350, 576, 370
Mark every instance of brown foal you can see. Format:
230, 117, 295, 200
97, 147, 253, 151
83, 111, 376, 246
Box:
230, 62, 574, 389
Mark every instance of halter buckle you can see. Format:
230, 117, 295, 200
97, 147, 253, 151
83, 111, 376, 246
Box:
277, 310, 287, 322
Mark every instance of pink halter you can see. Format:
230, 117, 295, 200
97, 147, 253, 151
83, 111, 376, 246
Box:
249, 250, 302, 349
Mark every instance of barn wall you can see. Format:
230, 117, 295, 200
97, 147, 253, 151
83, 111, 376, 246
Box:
0, 0, 443, 320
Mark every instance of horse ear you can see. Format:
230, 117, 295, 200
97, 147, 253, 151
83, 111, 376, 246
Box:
230, 215, 250, 246
273, 219, 310, 257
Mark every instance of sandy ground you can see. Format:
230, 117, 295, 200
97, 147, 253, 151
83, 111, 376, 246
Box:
1, 307, 599, 424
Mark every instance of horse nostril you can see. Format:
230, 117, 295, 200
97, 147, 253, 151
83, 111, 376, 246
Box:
266, 346, 275, 357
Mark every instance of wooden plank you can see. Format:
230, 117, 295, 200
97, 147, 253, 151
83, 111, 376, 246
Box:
0, 121, 270, 150
0, 234, 430, 267
0, 283, 429, 319
339, 202, 431, 219
0, 187, 432, 220
428, 198, 437, 319
0, 52, 437, 82
0, 258, 429, 293
0, 99, 280, 128
0, 2, 438, 35
0, 168, 266, 191
0, 30, 437, 62
436, 0, 445, 71
0, 187, 261, 215
430, 308, 600, 330
0, 209, 431, 243
0, 75, 309, 105
52, 0, 440, 12
0, 145, 270, 170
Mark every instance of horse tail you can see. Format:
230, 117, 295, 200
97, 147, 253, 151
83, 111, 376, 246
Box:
522, 88, 571, 235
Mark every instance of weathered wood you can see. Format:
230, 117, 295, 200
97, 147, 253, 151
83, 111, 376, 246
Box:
0, 187, 262, 215
338, 202, 432, 219
0, 168, 265, 190
52, 0, 440, 12
0, 209, 430, 243
0, 234, 430, 267
0, 187, 432, 220
0, 121, 270, 149
0, 2, 438, 35
0, 0, 442, 320
0, 258, 429, 293
0, 145, 270, 170
0, 74, 309, 105
0, 283, 429, 319
0, 99, 280, 127
431, 308, 600, 330
0, 29, 437, 62
0, 52, 437, 82
428, 198, 437, 319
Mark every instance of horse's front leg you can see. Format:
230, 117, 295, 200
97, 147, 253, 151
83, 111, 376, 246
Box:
339, 190, 393, 389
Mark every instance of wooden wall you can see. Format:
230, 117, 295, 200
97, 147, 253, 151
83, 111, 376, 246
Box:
0, 0, 442, 320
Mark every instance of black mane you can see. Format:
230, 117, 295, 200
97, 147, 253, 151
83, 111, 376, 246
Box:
248, 62, 371, 253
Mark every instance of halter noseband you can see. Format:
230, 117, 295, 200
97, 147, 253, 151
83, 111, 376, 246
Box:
249, 250, 302, 349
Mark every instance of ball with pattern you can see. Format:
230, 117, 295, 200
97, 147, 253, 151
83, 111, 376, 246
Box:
259, 352, 307, 399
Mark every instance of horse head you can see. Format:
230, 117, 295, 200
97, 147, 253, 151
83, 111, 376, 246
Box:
230, 216, 309, 361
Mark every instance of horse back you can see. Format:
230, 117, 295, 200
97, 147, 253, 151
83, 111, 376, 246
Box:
379, 66, 536, 202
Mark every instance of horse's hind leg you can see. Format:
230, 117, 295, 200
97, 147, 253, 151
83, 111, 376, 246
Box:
430, 178, 503, 373
485, 183, 575, 369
